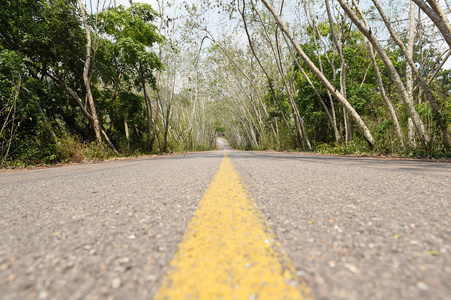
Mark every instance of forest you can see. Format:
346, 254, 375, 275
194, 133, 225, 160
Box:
1, 0, 450, 167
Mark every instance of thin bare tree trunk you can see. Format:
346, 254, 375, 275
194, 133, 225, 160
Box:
368, 48, 404, 146
151, 93, 160, 151
327, 0, 353, 143
418, 7, 424, 105
406, 1, 417, 148
159, 0, 174, 153
77, 0, 101, 142
129, 0, 133, 17
142, 80, 153, 151
251, 0, 309, 148
122, 107, 130, 151
118, 91, 130, 151
309, 0, 341, 143
260, 0, 376, 147
163, 86, 174, 152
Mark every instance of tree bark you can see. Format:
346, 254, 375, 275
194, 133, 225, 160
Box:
151, 93, 160, 151
368, 47, 404, 146
142, 80, 154, 152
252, 0, 310, 148
77, 0, 102, 142
122, 106, 130, 151
406, 1, 417, 148
129, 0, 133, 17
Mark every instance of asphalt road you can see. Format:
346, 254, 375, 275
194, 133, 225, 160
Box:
1, 139, 450, 299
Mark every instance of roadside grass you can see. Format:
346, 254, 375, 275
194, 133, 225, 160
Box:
2, 135, 132, 169
1, 135, 217, 170
313, 140, 451, 159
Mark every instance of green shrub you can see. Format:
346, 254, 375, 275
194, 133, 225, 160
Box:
56, 135, 85, 162
84, 141, 116, 161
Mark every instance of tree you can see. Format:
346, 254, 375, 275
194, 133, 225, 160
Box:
98, 3, 163, 152
260, 0, 376, 147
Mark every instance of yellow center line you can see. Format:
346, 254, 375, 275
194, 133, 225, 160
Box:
154, 152, 313, 300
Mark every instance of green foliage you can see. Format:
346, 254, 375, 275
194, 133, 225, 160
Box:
215, 121, 225, 133
0, 0, 180, 167
83, 141, 116, 161
348, 85, 372, 114
98, 3, 163, 88
2, 133, 118, 168
0, 49, 25, 92
314, 140, 370, 155
56, 135, 85, 162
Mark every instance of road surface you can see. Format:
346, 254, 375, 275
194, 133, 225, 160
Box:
1, 138, 450, 299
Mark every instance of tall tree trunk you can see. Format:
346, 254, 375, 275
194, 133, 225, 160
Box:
163, 97, 172, 152
325, 0, 345, 144
122, 106, 130, 151
142, 80, 153, 151
77, 0, 101, 142
260, 0, 376, 147
150, 93, 160, 151
129, 0, 133, 17
250, 0, 309, 148
157, 0, 173, 153
418, 7, 424, 105
406, 1, 417, 148
342, 68, 352, 143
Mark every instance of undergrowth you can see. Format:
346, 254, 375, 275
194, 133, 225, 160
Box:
1, 135, 118, 168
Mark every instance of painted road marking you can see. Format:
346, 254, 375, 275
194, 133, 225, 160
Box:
155, 152, 312, 299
